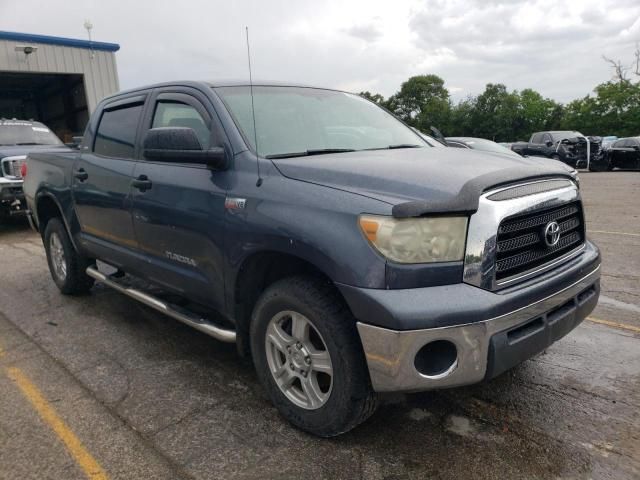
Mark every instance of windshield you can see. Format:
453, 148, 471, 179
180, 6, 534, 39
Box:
462, 138, 518, 156
550, 131, 583, 142
215, 86, 425, 158
0, 122, 63, 146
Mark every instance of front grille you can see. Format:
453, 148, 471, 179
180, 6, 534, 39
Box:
1, 157, 25, 179
495, 202, 585, 282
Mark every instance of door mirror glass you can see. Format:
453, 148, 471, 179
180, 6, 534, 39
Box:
143, 127, 227, 169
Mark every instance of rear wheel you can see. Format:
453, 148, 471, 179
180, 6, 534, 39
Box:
250, 276, 377, 437
44, 218, 94, 295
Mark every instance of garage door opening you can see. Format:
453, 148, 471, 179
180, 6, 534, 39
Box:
0, 71, 88, 143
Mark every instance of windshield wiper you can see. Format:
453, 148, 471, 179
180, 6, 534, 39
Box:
266, 148, 356, 159
366, 144, 422, 151
15, 142, 40, 145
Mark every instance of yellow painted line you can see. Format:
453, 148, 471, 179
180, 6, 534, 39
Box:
587, 316, 640, 334
588, 230, 640, 238
6, 367, 108, 480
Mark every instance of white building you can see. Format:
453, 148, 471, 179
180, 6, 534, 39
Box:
0, 31, 120, 141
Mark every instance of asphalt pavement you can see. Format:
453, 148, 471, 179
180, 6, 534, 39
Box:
0, 171, 638, 480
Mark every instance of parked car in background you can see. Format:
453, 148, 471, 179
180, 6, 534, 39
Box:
23, 81, 600, 436
600, 136, 618, 150
446, 136, 580, 184
445, 137, 523, 159
510, 131, 602, 168
412, 128, 446, 147
589, 137, 640, 171
0, 119, 68, 221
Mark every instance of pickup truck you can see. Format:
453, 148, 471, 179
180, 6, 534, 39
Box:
0, 119, 68, 220
511, 131, 602, 168
23, 81, 601, 436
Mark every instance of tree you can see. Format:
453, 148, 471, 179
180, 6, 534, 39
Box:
385, 75, 451, 131
466, 83, 521, 141
359, 91, 386, 106
603, 43, 640, 83
563, 80, 640, 136
517, 88, 563, 136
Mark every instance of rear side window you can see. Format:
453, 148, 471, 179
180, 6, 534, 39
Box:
94, 103, 144, 158
152, 101, 210, 149
531, 133, 543, 143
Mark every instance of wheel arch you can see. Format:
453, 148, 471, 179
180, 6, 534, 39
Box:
35, 192, 80, 252
231, 250, 349, 357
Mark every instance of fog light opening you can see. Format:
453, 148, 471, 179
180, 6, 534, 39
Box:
414, 340, 458, 379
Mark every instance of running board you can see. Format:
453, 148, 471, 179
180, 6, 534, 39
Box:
86, 266, 236, 343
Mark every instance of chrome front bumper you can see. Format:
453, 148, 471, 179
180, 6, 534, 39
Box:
356, 264, 600, 392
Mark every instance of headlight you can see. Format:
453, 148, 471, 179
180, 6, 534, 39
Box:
359, 215, 468, 263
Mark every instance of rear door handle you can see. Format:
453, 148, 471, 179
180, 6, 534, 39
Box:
132, 175, 152, 191
74, 169, 88, 181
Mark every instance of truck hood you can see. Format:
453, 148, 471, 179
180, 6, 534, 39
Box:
0, 144, 70, 159
271, 147, 575, 217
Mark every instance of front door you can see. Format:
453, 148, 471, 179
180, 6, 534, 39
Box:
73, 94, 147, 264
130, 89, 230, 310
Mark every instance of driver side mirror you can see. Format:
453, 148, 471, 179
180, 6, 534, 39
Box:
66, 136, 84, 149
143, 127, 227, 170
545, 141, 554, 147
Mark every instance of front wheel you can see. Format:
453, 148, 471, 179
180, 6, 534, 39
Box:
250, 276, 377, 437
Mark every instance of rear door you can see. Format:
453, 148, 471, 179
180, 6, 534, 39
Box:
129, 88, 230, 310
628, 139, 640, 168
611, 139, 629, 167
72, 94, 147, 264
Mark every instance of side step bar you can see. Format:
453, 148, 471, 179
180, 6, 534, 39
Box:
86, 266, 236, 343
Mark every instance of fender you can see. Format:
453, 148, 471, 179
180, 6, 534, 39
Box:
34, 189, 81, 253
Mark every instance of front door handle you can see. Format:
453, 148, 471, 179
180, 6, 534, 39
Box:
74, 169, 89, 181
132, 175, 152, 192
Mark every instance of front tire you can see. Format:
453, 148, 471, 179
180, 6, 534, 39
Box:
44, 218, 94, 295
250, 276, 377, 437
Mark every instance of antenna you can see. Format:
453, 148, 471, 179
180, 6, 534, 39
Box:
245, 27, 262, 187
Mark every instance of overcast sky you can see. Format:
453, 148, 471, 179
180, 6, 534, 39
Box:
1, 0, 639, 103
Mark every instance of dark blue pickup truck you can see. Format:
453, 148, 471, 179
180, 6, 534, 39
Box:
23, 81, 601, 436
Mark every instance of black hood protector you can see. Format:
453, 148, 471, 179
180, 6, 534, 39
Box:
272, 148, 575, 218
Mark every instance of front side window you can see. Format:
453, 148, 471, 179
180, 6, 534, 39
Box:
215, 86, 424, 158
94, 103, 144, 158
152, 101, 210, 149
531, 133, 543, 143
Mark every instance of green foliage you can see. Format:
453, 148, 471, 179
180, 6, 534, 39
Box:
385, 75, 452, 132
359, 91, 386, 106
363, 74, 639, 141
562, 81, 640, 136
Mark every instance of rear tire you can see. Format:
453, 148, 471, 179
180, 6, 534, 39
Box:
250, 275, 377, 437
43, 218, 94, 295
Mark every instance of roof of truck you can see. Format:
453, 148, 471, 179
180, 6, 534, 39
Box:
100, 80, 347, 104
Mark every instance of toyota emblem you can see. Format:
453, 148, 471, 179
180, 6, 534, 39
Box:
544, 221, 561, 247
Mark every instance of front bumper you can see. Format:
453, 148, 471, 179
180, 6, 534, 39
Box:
0, 178, 26, 216
348, 244, 600, 392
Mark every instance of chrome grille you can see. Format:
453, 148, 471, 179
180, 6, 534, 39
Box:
495, 202, 585, 282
